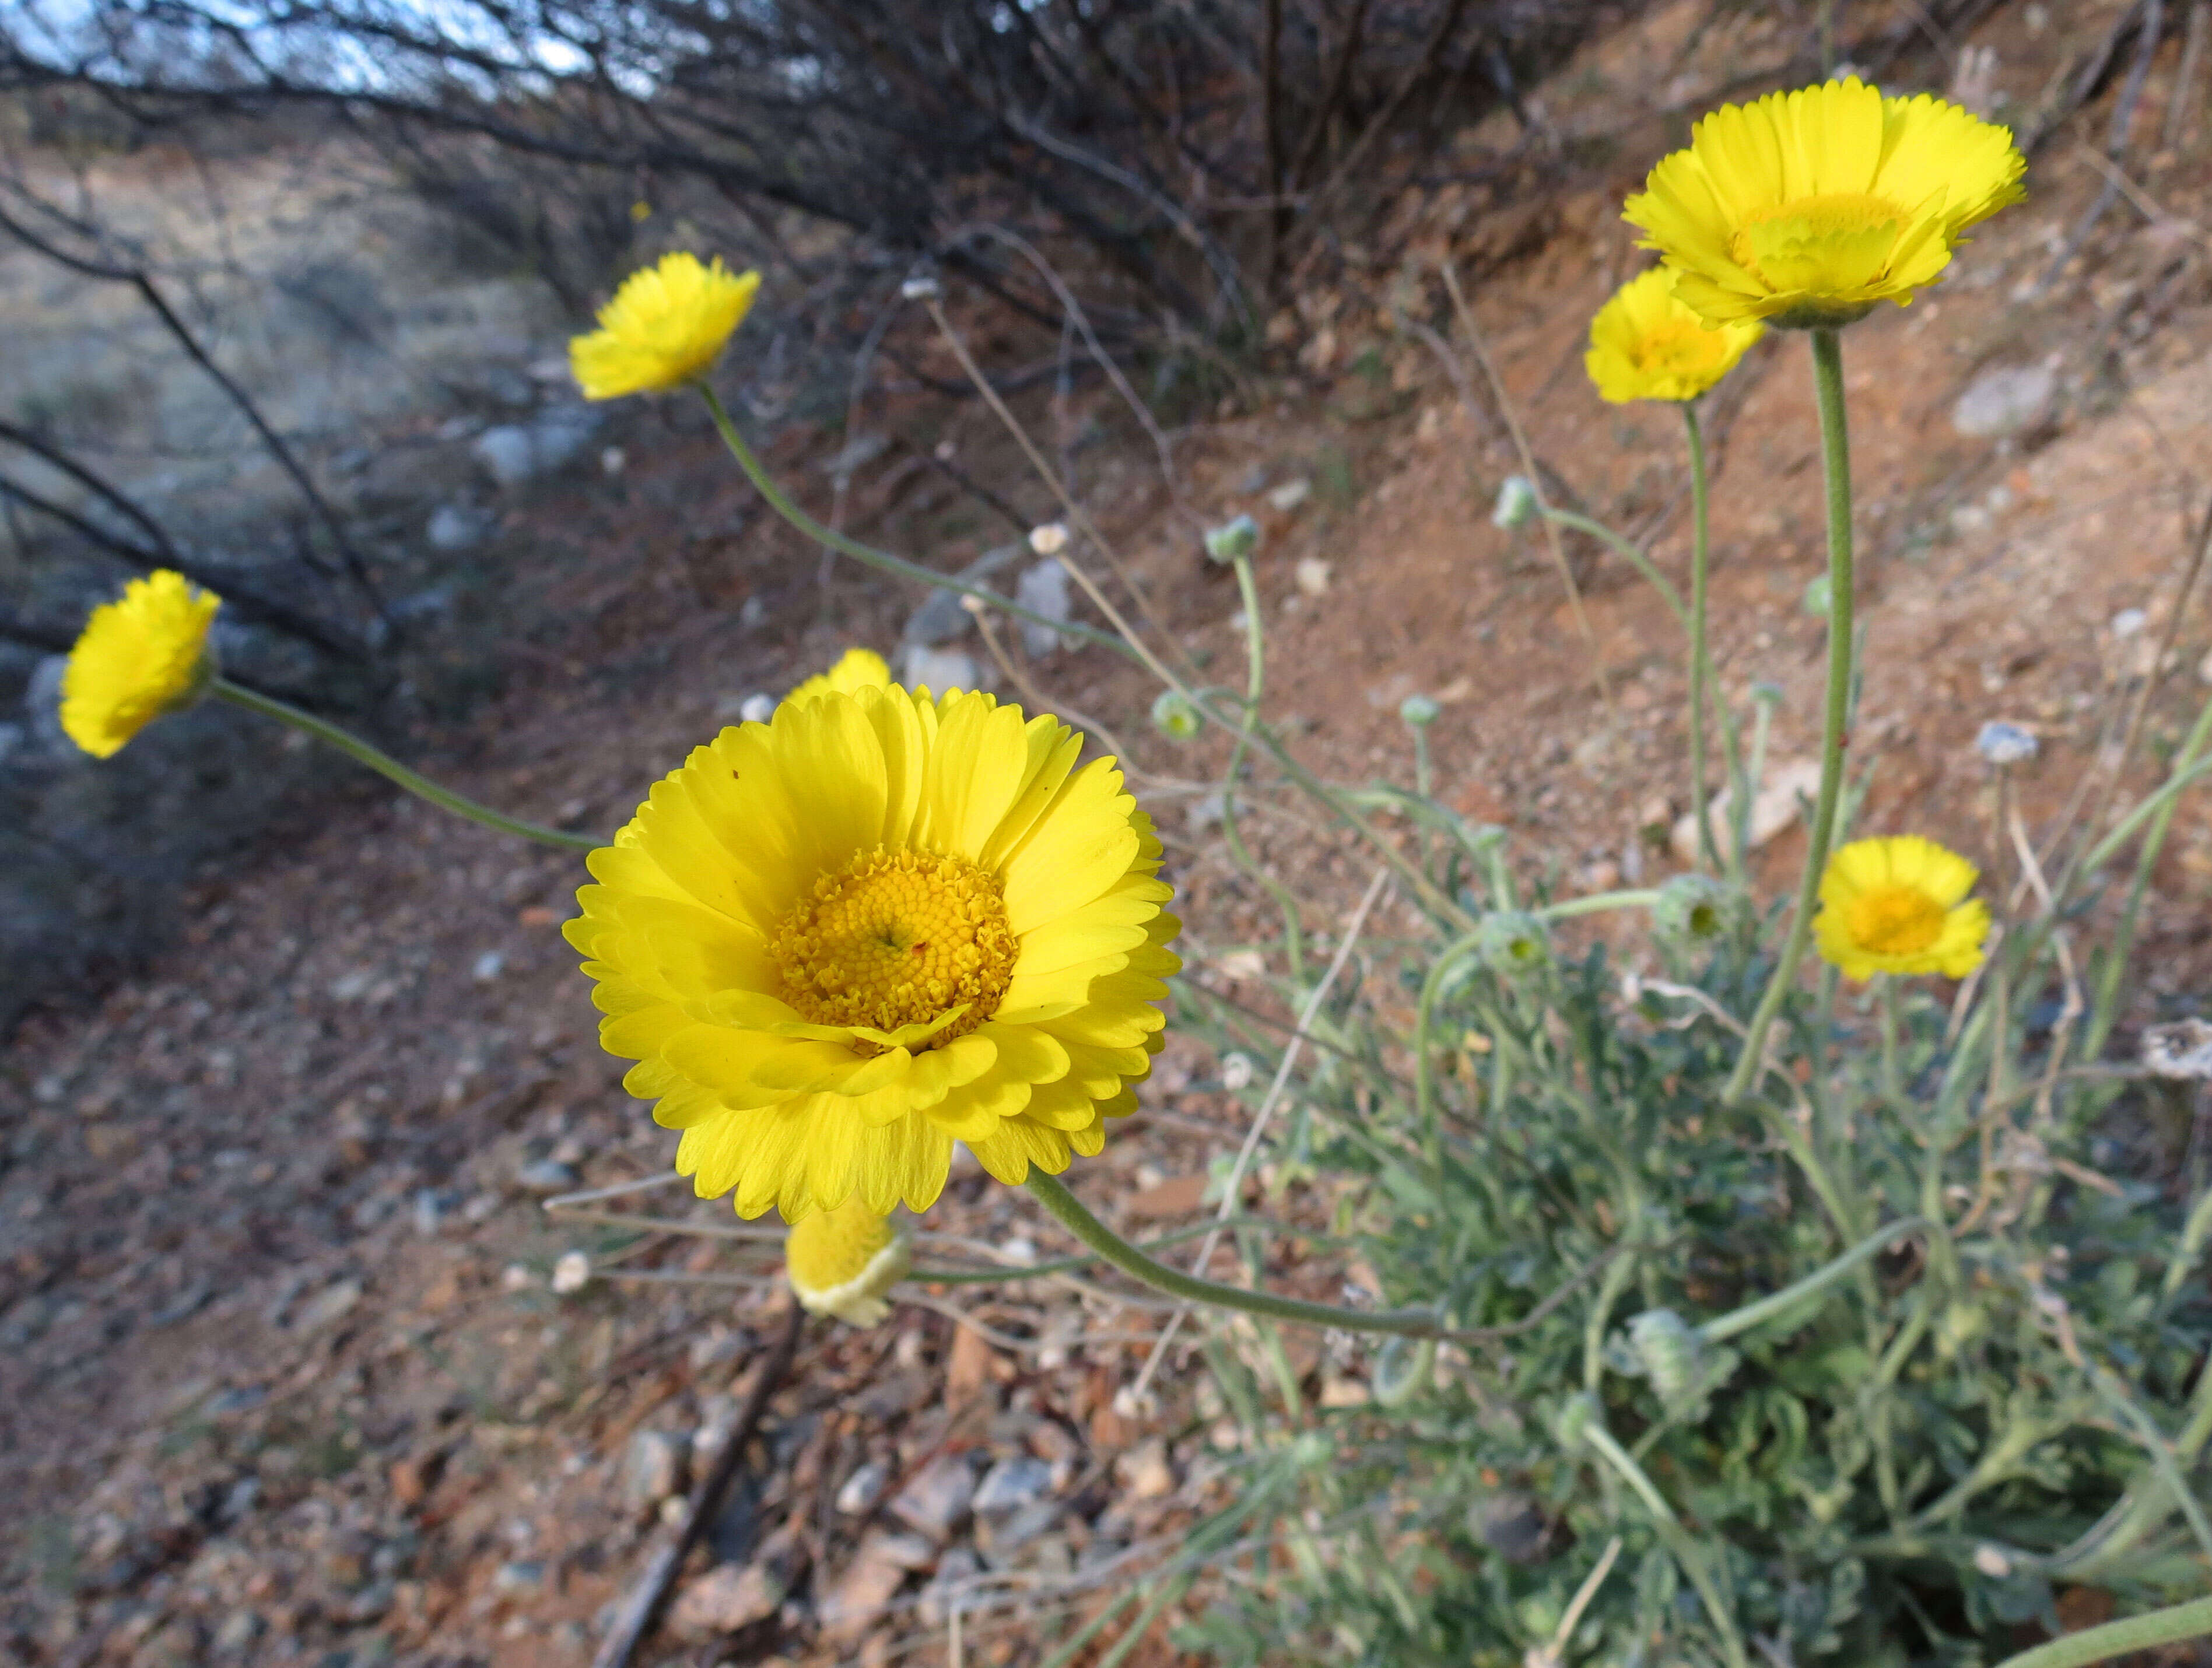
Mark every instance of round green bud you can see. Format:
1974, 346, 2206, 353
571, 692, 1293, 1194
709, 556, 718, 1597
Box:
1203, 514, 1259, 564
1654, 873, 1747, 949
1477, 909, 1551, 978
1150, 689, 1203, 741
1492, 475, 1538, 529
1399, 693, 1441, 728
1802, 574, 1832, 617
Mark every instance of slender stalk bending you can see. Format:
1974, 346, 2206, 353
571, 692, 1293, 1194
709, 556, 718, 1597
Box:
211, 681, 597, 852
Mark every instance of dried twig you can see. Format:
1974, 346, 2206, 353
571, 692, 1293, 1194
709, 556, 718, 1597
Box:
592, 1303, 804, 1668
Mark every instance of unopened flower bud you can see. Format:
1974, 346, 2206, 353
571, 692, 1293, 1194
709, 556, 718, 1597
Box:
1204, 514, 1259, 564
1400, 693, 1441, 728
1750, 680, 1785, 708
785, 1198, 910, 1327
1975, 720, 2037, 765
1802, 574, 1833, 618
1654, 873, 1747, 948
1493, 475, 1538, 529
1477, 909, 1551, 978
1151, 689, 1203, 741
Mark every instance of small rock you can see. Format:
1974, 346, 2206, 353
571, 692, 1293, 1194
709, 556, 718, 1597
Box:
390, 1451, 444, 1508
472, 950, 506, 982
624, 1431, 689, 1512
1318, 1375, 1368, 1408
976, 1497, 1061, 1565
903, 543, 1025, 645
1117, 1439, 1176, 1500
492, 1560, 545, 1594
516, 1158, 580, 1195
1952, 363, 2056, 440
551, 1252, 591, 1294
919, 1546, 983, 1628
737, 693, 776, 724
1471, 1492, 1548, 1562
2111, 607, 2148, 638
886, 1456, 974, 1541
972, 1456, 1052, 1518
865, 1530, 938, 1571
899, 644, 979, 695
293, 1279, 363, 1334
837, 1460, 891, 1516
1123, 1173, 1208, 1220
1267, 477, 1312, 512
212, 1609, 264, 1654
1015, 558, 1075, 658
670, 1562, 784, 1639
1293, 557, 1331, 596
818, 1536, 913, 1642
1669, 759, 1821, 865
426, 503, 495, 553
473, 406, 602, 486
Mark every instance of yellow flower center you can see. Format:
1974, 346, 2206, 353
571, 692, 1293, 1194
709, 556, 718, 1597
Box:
1846, 884, 1947, 957
1632, 319, 1736, 378
1729, 192, 1909, 294
771, 847, 1016, 1047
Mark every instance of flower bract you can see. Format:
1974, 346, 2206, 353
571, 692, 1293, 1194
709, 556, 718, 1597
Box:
570, 253, 760, 399
566, 684, 1180, 1221
1586, 268, 1764, 402
785, 1198, 910, 1325
1814, 835, 1990, 980
787, 647, 892, 708
61, 570, 220, 758
1624, 78, 2025, 328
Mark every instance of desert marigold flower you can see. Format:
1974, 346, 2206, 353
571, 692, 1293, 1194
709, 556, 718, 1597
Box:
1586, 268, 1764, 403
787, 647, 892, 708
570, 252, 760, 400
785, 1197, 910, 1325
60, 570, 220, 758
1815, 835, 1990, 981
565, 684, 1180, 1221
1624, 78, 2025, 329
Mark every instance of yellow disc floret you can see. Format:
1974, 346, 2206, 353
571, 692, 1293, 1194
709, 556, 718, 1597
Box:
1815, 835, 1990, 981
565, 682, 1180, 1221
771, 847, 1018, 1048
785, 1197, 911, 1326
1624, 78, 2025, 328
1586, 268, 1764, 404
61, 569, 221, 758
570, 252, 760, 400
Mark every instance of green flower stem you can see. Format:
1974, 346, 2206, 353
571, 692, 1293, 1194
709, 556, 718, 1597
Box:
1987, 1597, 2212, 1668
1539, 506, 1690, 630
1696, 1216, 1928, 1344
1683, 402, 1725, 873
699, 385, 1135, 662
1580, 1418, 1749, 1668
1022, 1171, 1454, 1339
1724, 328, 1857, 1105
907, 1214, 1316, 1285
210, 679, 598, 852
1413, 935, 1487, 1183
1878, 975, 1906, 1109
1221, 550, 1306, 982
1541, 889, 1662, 921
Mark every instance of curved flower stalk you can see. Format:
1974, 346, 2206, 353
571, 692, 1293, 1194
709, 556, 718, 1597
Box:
57, 570, 596, 852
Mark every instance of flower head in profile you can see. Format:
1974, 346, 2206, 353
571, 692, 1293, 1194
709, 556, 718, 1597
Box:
1815, 835, 1990, 980
1477, 909, 1551, 979
566, 684, 1179, 1221
1624, 78, 2025, 328
1586, 269, 1764, 403
786, 1198, 910, 1325
570, 253, 760, 399
61, 570, 220, 758
787, 647, 891, 708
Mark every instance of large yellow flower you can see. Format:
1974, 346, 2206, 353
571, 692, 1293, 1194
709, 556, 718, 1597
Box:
1586, 269, 1764, 403
60, 570, 220, 758
565, 684, 1179, 1221
787, 647, 892, 707
570, 253, 760, 399
1624, 78, 2025, 328
1815, 835, 1990, 981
